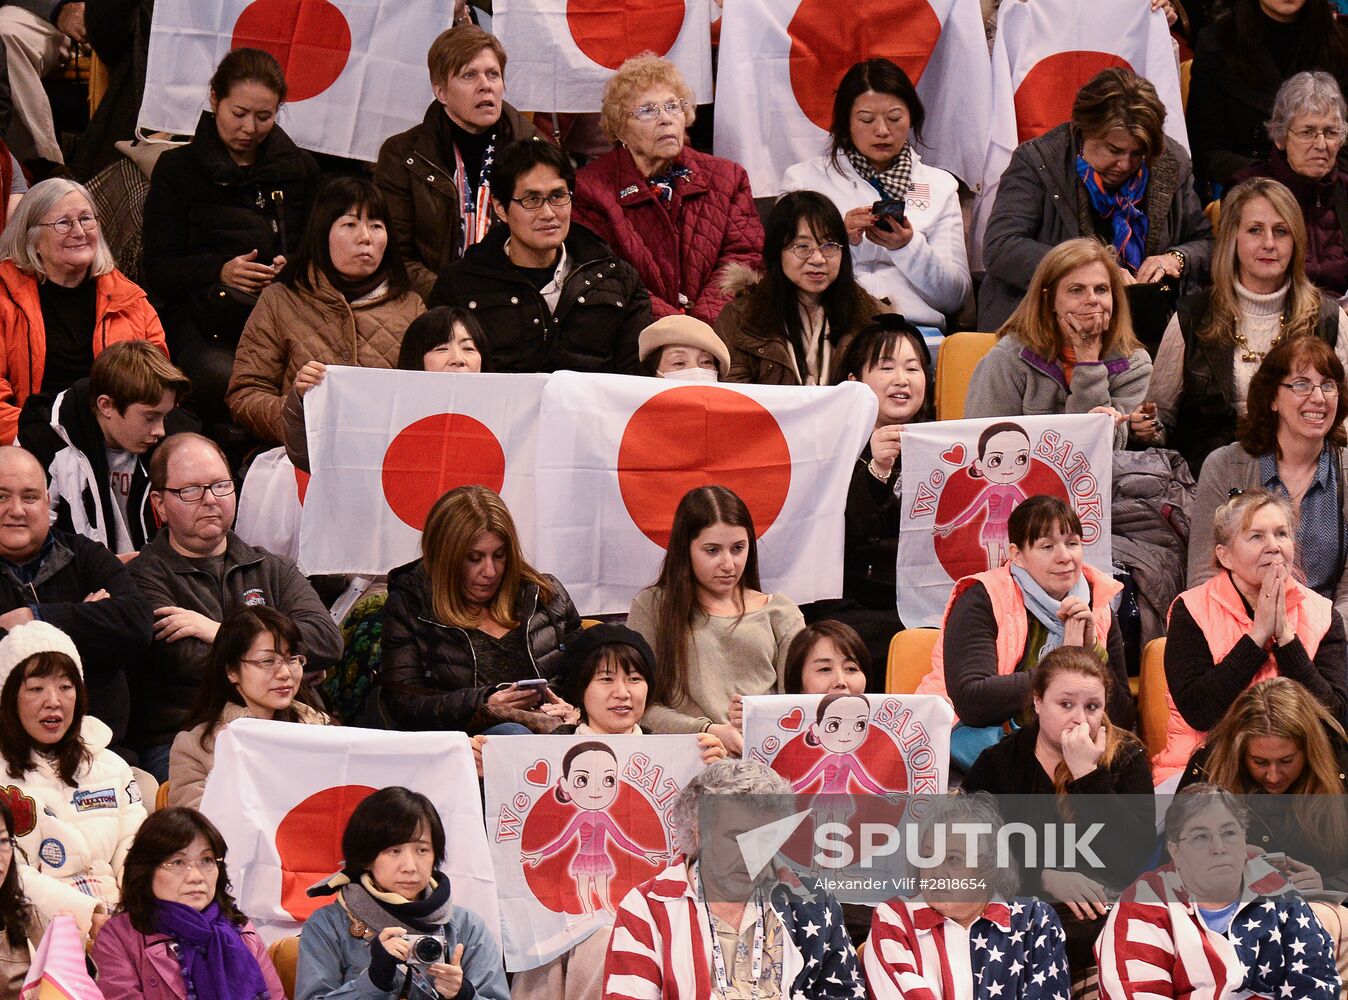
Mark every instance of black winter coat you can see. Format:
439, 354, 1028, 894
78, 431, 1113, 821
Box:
0, 530, 153, 744
141, 112, 319, 338
378, 562, 581, 732
428, 222, 650, 374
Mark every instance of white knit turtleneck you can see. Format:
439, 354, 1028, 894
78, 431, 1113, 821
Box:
1232, 280, 1289, 413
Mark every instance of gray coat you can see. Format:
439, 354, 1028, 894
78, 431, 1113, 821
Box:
1188, 441, 1348, 624
978, 123, 1214, 330
963, 333, 1152, 449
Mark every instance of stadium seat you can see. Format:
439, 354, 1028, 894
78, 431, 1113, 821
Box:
155, 782, 170, 812
935, 332, 997, 420
1205, 199, 1221, 231
268, 935, 300, 999
581, 619, 602, 629
1179, 59, 1192, 111
1138, 638, 1169, 760
886, 629, 939, 694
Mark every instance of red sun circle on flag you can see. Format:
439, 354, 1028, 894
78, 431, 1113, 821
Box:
231, 0, 353, 104
294, 467, 310, 506
274, 784, 377, 921
617, 386, 791, 549
566, 0, 685, 70
788, 0, 942, 130
1013, 51, 1132, 144
381, 414, 507, 531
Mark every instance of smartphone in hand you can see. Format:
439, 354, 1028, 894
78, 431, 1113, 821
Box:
871, 198, 906, 233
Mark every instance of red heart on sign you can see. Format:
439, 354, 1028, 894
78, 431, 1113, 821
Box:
779, 708, 804, 731
525, 760, 550, 786
941, 443, 966, 465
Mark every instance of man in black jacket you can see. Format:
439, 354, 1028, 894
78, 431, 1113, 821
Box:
19, 340, 194, 559
429, 139, 651, 374
0, 445, 152, 746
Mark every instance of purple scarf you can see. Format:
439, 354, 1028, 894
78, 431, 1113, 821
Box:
154, 901, 268, 1000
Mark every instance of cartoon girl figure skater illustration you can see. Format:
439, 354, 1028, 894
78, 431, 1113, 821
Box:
522, 742, 665, 918
793, 694, 889, 795
935, 421, 1032, 571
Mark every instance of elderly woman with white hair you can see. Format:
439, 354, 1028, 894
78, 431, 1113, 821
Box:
0, 178, 167, 443
603, 758, 863, 1000
1234, 71, 1348, 297
866, 791, 1070, 1000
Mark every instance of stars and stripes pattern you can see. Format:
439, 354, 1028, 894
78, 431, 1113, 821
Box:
865, 897, 1069, 1000
602, 861, 866, 1000
1095, 861, 1341, 999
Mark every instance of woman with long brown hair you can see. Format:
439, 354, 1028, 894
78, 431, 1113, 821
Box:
1179, 676, 1348, 890
1139, 176, 1348, 475
626, 486, 803, 755
377, 485, 581, 733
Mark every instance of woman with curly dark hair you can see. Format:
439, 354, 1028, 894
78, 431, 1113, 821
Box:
91, 807, 283, 1000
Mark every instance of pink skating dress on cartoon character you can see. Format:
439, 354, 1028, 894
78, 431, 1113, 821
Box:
935, 422, 1033, 571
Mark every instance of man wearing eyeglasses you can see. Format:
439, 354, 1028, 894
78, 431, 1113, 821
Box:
428, 139, 651, 374
128, 432, 341, 781
0, 445, 151, 747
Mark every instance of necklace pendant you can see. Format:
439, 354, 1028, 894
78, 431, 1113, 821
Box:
1241, 351, 1260, 363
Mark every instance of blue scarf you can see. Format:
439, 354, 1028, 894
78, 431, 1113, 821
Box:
154, 901, 269, 1000
1009, 563, 1090, 662
1075, 155, 1149, 270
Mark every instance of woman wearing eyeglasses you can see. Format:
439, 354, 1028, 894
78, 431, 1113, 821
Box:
715, 191, 886, 385
0, 177, 167, 444
427, 139, 652, 374
781, 58, 971, 333
573, 54, 763, 325
1233, 72, 1348, 297
1189, 337, 1348, 624
167, 608, 330, 811
92, 807, 285, 1000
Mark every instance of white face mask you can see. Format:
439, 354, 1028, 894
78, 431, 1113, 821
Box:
660, 366, 719, 383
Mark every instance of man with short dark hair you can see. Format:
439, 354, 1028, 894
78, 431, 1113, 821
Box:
429, 139, 651, 373
0, 445, 151, 744
19, 340, 195, 559
128, 432, 342, 779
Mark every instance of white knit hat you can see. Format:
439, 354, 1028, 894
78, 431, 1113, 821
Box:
0, 621, 82, 691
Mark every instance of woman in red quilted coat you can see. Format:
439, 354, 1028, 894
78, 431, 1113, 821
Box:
574, 54, 763, 325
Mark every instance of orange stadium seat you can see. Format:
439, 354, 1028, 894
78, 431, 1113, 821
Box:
886, 629, 939, 694
1138, 638, 1169, 761
935, 332, 997, 420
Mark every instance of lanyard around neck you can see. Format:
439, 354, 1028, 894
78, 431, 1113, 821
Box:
692, 860, 766, 1000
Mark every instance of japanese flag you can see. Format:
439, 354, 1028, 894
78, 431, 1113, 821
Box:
139, 0, 454, 162
236, 447, 308, 565
200, 718, 500, 942
533, 372, 876, 614
970, 0, 1187, 270
713, 0, 992, 197
496, 0, 713, 112
299, 368, 547, 576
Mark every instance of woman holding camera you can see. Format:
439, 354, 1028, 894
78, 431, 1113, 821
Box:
781, 58, 970, 332
296, 787, 508, 1000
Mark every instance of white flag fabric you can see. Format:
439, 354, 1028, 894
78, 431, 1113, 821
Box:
743, 693, 954, 794
299, 368, 547, 576
236, 447, 306, 565
483, 734, 702, 971
970, 0, 1187, 270
895, 413, 1114, 627
496, 0, 713, 112
200, 719, 500, 942
139, 0, 453, 162
533, 372, 877, 613
713, 0, 991, 197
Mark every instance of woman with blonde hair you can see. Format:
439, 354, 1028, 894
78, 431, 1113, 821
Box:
573, 53, 762, 324
965, 236, 1152, 450
0, 178, 167, 443
1139, 176, 1348, 475
1158, 489, 1348, 780
377, 485, 581, 733
1180, 677, 1348, 886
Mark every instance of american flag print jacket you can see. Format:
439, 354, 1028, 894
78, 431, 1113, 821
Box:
865, 897, 1070, 1000
1095, 859, 1341, 999
602, 861, 866, 1000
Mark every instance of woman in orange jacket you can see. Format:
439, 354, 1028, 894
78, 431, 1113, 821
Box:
0, 178, 167, 443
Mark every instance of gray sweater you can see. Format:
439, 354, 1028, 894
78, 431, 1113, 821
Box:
1187, 441, 1348, 624
963, 334, 1152, 449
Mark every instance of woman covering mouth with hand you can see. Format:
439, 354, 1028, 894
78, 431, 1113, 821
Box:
1188, 336, 1348, 624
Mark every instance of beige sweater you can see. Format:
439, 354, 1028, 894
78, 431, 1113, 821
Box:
626, 588, 805, 733
168, 700, 330, 809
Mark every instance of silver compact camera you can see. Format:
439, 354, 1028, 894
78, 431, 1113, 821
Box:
403, 933, 447, 968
